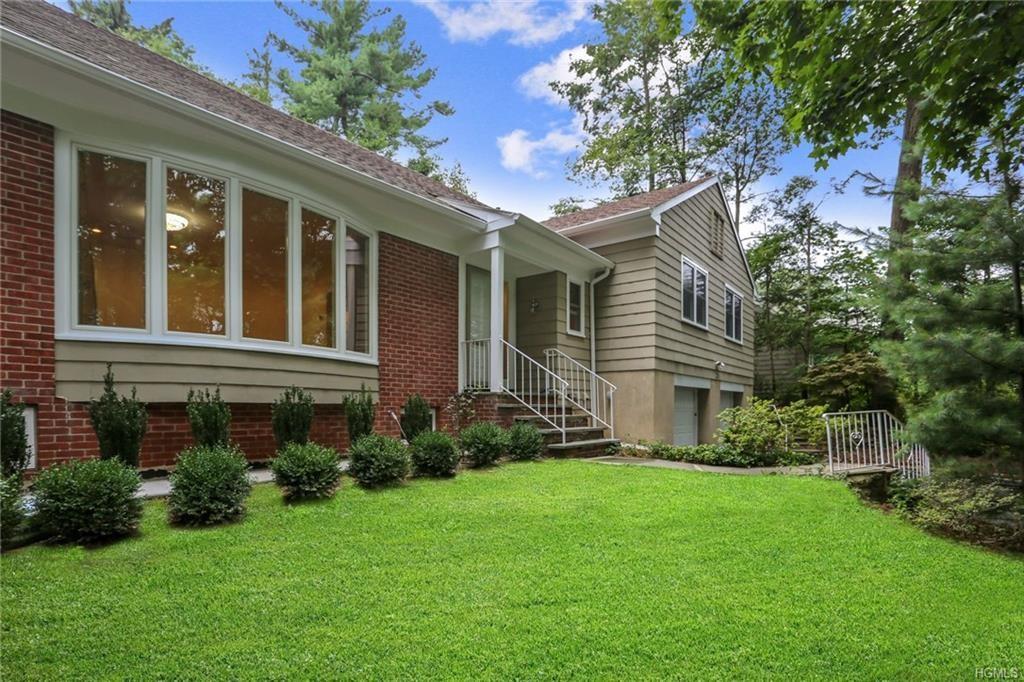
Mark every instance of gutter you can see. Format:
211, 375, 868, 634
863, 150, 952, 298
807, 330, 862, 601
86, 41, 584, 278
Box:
590, 266, 612, 371
0, 28, 487, 233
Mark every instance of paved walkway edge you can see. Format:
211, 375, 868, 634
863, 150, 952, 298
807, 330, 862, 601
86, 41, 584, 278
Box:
585, 456, 825, 477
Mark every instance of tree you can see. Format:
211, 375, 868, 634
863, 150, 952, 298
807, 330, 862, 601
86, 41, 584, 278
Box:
549, 197, 587, 217
406, 154, 475, 198
876, 192, 1024, 470
69, 0, 212, 75
272, 0, 453, 159
237, 37, 275, 105
551, 0, 721, 197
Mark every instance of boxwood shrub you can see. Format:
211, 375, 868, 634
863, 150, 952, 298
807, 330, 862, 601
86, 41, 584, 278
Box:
168, 445, 251, 526
348, 434, 410, 487
460, 421, 507, 468
272, 442, 342, 501
507, 422, 545, 461
32, 459, 143, 543
410, 430, 460, 477
0, 474, 25, 547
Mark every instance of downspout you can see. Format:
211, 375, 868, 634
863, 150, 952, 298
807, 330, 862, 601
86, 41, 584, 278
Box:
589, 267, 612, 371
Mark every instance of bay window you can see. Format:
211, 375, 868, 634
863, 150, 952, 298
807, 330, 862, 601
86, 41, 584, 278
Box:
681, 256, 708, 328
67, 142, 376, 360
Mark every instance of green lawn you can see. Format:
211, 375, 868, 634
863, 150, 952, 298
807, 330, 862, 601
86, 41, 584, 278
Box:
2, 461, 1021, 680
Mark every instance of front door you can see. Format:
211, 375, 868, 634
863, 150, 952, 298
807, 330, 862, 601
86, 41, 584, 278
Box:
673, 387, 698, 446
465, 266, 510, 387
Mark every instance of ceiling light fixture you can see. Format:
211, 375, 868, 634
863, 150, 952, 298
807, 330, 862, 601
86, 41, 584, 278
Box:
165, 212, 189, 232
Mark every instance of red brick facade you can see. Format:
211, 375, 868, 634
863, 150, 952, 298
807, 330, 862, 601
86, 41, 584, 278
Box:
1, 110, 463, 470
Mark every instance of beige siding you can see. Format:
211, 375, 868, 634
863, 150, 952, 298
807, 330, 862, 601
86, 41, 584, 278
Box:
651, 186, 755, 387
592, 237, 659, 373
514, 271, 590, 368
55, 340, 378, 403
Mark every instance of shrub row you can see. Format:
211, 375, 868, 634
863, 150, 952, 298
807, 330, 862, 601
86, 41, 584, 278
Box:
626, 440, 819, 468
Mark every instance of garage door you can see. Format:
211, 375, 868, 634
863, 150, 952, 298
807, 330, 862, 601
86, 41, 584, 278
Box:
673, 387, 698, 446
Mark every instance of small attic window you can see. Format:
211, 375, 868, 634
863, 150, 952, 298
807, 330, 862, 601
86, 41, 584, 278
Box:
710, 211, 725, 259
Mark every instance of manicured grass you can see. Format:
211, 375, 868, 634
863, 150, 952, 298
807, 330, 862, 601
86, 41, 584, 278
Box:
2, 461, 1021, 679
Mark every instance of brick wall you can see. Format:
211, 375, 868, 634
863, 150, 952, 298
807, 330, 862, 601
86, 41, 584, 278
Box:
375, 232, 460, 436
1, 110, 465, 470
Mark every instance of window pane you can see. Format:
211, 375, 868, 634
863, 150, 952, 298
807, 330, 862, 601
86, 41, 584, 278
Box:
734, 296, 743, 341
682, 262, 694, 321
77, 150, 147, 328
568, 281, 582, 332
725, 290, 734, 339
243, 189, 289, 341
346, 228, 369, 353
695, 271, 707, 326
166, 167, 226, 334
301, 208, 336, 347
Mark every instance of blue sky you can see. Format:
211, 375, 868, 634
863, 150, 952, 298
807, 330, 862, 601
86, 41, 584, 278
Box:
83, 0, 901, 237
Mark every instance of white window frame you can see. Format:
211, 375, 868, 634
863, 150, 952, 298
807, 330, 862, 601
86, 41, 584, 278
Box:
24, 405, 37, 470
724, 284, 743, 344
56, 135, 378, 364
566, 277, 585, 337
680, 256, 709, 330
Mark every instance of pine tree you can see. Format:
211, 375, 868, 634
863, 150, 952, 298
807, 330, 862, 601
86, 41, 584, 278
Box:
272, 0, 453, 159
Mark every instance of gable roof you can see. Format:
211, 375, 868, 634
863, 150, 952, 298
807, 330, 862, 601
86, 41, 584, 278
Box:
543, 178, 712, 231
0, 0, 485, 209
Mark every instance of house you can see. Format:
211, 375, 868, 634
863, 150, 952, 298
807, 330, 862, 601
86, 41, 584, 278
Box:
0, 0, 753, 470
544, 181, 756, 446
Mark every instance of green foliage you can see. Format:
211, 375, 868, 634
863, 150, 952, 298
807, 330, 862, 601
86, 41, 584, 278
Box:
406, 154, 475, 198
443, 389, 476, 435
409, 430, 460, 478
549, 197, 587, 217
32, 459, 142, 543
0, 474, 25, 547
695, 1, 1024, 196
348, 434, 410, 486
1, 390, 30, 479
273, 0, 453, 159
186, 387, 231, 447
506, 422, 545, 461
715, 398, 825, 464
69, 0, 214, 75
168, 445, 251, 526
891, 477, 1023, 553
272, 386, 315, 448
800, 351, 900, 414
400, 394, 433, 442
459, 421, 507, 468
237, 37, 274, 104
271, 442, 342, 501
88, 365, 148, 467
342, 385, 375, 445
876, 194, 1024, 462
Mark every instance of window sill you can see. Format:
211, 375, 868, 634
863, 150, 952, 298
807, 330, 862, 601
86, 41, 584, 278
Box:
566, 329, 586, 338
681, 317, 709, 332
724, 335, 743, 346
55, 331, 379, 365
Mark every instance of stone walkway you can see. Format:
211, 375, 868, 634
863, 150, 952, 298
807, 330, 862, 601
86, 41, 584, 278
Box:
137, 462, 350, 499
586, 456, 825, 477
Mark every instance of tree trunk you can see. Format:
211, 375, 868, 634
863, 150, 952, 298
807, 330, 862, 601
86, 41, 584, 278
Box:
889, 99, 923, 251
734, 187, 742, 228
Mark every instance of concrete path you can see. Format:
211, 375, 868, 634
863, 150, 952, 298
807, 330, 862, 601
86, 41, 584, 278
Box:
586, 456, 825, 477
137, 462, 349, 499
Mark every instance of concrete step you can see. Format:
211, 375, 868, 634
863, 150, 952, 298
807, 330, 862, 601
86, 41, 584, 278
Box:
538, 425, 608, 444
513, 413, 593, 428
546, 437, 620, 459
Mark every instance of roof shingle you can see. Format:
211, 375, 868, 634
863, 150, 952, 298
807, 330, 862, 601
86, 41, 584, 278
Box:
1, 0, 485, 208
543, 178, 712, 231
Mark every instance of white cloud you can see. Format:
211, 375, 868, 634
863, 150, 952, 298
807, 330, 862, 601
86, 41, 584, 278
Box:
413, 0, 589, 46
517, 44, 587, 106
497, 126, 582, 178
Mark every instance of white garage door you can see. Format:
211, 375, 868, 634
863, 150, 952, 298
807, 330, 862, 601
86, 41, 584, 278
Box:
673, 387, 698, 446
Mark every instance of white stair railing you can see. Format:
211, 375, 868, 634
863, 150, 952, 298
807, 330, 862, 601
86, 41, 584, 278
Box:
462, 338, 491, 391
544, 348, 616, 437
504, 340, 568, 441
823, 410, 931, 479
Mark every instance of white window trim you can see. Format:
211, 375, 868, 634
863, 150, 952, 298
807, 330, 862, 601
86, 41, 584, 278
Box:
680, 256, 709, 330
724, 284, 743, 344
566, 277, 585, 337
57, 134, 379, 364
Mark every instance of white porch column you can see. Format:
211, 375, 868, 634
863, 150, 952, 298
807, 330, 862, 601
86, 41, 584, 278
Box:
489, 245, 504, 393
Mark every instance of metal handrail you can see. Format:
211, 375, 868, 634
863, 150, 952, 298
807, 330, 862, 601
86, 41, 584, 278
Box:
503, 340, 568, 441
543, 348, 617, 437
823, 410, 931, 479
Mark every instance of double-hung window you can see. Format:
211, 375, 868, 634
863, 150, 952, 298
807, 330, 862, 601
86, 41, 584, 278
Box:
724, 285, 743, 343
681, 257, 708, 328
69, 143, 375, 360
566, 279, 584, 336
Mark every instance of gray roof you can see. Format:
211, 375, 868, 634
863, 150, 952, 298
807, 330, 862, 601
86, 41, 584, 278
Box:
543, 178, 712, 230
1, 0, 486, 208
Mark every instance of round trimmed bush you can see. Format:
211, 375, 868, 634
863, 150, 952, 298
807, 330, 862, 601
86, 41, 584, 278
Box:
410, 430, 460, 477
460, 421, 507, 468
32, 459, 142, 543
272, 442, 342, 501
168, 445, 251, 526
507, 422, 545, 461
348, 434, 410, 487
